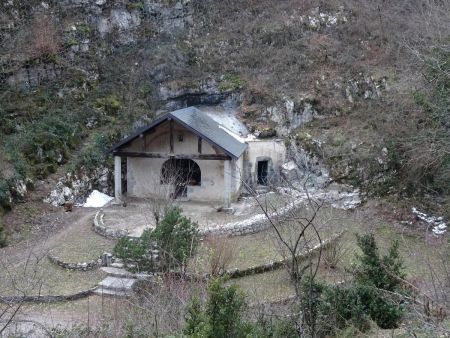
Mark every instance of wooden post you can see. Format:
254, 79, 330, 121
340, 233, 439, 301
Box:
169, 118, 174, 153
114, 156, 122, 203
224, 160, 231, 209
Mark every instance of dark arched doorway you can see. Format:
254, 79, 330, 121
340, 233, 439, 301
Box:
161, 159, 201, 198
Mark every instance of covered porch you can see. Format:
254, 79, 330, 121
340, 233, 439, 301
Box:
112, 152, 235, 209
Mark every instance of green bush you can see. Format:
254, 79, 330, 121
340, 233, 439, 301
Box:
113, 229, 155, 273
4, 112, 82, 179
114, 207, 199, 272
95, 94, 122, 115
184, 279, 299, 338
297, 278, 371, 336
218, 74, 245, 92
296, 234, 406, 335
320, 282, 371, 334
354, 233, 405, 292
0, 179, 12, 210
75, 130, 121, 171
299, 279, 403, 335
184, 279, 248, 338
151, 206, 199, 271
0, 212, 7, 247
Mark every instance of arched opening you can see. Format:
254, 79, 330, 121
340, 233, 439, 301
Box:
161, 159, 201, 198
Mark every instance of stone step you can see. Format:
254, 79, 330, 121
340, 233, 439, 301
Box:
98, 276, 135, 291
101, 267, 132, 279
110, 262, 124, 268
93, 288, 131, 297
100, 267, 153, 280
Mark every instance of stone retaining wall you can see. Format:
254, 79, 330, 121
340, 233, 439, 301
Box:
199, 216, 270, 237
200, 199, 307, 237
93, 210, 129, 239
225, 231, 344, 278
157, 232, 344, 280
48, 252, 101, 271
94, 198, 307, 239
0, 288, 95, 304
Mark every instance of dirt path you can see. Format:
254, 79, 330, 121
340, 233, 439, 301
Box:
3, 135, 95, 239
0, 207, 109, 297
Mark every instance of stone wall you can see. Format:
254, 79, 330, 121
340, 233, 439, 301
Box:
48, 252, 101, 271
0, 289, 95, 304
93, 210, 129, 239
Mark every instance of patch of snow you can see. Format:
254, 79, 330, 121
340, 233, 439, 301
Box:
83, 190, 114, 208
198, 105, 249, 136
278, 185, 361, 211
412, 207, 447, 236
218, 125, 256, 143
282, 161, 297, 171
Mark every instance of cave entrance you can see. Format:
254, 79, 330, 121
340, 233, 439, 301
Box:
161, 159, 201, 198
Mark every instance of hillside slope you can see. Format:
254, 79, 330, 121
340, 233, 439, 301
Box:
1, 0, 449, 239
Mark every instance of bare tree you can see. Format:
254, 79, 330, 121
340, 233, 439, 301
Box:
148, 158, 201, 225
242, 167, 324, 297
0, 249, 46, 335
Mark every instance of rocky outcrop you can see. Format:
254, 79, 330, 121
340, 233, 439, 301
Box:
268, 97, 324, 135
295, 7, 348, 30
265, 72, 389, 135
144, 0, 193, 34
96, 8, 142, 44
60, 0, 193, 43
7, 63, 63, 88
9, 178, 33, 202
159, 78, 241, 111
44, 167, 111, 206
344, 73, 388, 103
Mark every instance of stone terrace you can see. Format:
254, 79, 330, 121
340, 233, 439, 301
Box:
98, 193, 290, 238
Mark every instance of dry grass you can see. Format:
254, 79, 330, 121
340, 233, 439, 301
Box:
27, 14, 59, 61
204, 236, 235, 276
192, 202, 449, 298
47, 217, 115, 263
0, 254, 105, 296
227, 269, 295, 303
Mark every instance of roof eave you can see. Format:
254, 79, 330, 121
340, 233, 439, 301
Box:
106, 109, 248, 160
104, 113, 169, 155
169, 114, 243, 160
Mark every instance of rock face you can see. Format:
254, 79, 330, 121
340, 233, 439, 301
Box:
96, 8, 142, 44
268, 97, 323, 135
159, 79, 241, 111
344, 73, 388, 103
7, 64, 63, 88
144, 0, 193, 33
57, 0, 192, 43
2, 0, 195, 88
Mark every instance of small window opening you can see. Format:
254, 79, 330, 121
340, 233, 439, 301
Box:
178, 134, 184, 142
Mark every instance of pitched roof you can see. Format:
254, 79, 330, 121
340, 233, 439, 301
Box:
108, 107, 247, 159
